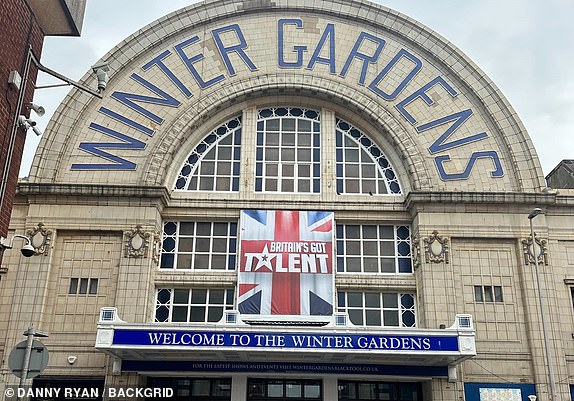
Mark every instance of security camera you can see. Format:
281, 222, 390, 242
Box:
26, 102, 45, 117
67, 355, 77, 365
32, 125, 43, 136
91, 62, 110, 93
17, 115, 42, 136
21, 244, 36, 257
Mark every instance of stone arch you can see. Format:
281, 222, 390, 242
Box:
28, 0, 544, 193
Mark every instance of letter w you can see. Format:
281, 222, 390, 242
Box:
71, 123, 145, 170
111, 73, 181, 124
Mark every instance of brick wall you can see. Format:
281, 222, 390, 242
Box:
0, 0, 45, 243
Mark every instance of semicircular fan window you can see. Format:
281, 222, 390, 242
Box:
336, 118, 401, 195
174, 116, 242, 192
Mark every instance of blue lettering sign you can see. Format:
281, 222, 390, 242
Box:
111, 73, 181, 124
143, 50, 193, 98
278, 19, 307, 68
174, 36, 225, 89
420, 109, 488, 154
71, 123, 146, 170
98, 107, 154, 137
112, 329, 459, 352
435, 151, 504, 180
340, 32, 386, 85
307, 24, 336, 73
71, 21, 505, 182
212, 24, 257, 76
368, 48, 422, 100
121, 360, 449, 377
395, 76, 458, 125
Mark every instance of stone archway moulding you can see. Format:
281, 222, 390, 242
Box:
29, 0, 545, 193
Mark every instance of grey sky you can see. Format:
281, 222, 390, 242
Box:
22, 0, 574, 179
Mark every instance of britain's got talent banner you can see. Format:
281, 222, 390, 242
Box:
238, 210, 334, 318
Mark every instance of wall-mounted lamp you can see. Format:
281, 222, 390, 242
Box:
0, 234, 36, 257
17, 115, 42, 136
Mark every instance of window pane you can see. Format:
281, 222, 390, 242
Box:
348, 309, 364, 325
79, 278, 88, 294
484, 286, 494, 302
383, 310, 399, 326
190, 306, 206, 322
365, 293, 380, 308
256, 108, 320, 194
268, 382, 284, 397
172, 306, 187, 322
358, 383, 376, 400
474, 286, 483, 302
366, 310, 381, 326
348, 292, 363, 307
286, 382, 301, 398
174, 289, 189, 304
69, 278, 78, 294
191, 289, 207, 303
88, 279, 98, 295
191, 380, 210, 396
175, 117, 241, 192
208, 306, 224, 322
494, 286, 504, 302
304, 384, 321, 399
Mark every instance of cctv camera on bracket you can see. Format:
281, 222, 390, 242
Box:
18, 115, 43, 136
91, 62, 110, 93
0, 234, 37, 257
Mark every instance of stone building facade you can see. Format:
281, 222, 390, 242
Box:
1, 1, 574, 401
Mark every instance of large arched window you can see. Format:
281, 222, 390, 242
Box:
255, 107, 321, 193
336, 119, 401, 194
174, 107, 402, 195
174, 116, 242, 192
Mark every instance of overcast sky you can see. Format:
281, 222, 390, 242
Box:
22, 0, 574, 179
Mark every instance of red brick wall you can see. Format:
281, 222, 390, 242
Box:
0, 0, 45, 255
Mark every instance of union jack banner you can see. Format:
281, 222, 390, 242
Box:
238, 210, 334, 318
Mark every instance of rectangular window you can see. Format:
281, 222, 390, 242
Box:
160, 221, 237, 270
247, 379, 321, 400
155, 288, 235, 323
255, 108, 321, 194
336, 224, 412, 274
68, 278, 98, 295
337, 292, 416, 327
148, 377, 231, 400
68, 278, 79, 294
474, 285, 504, 303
